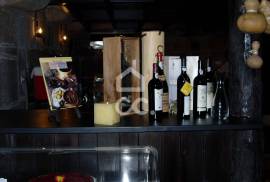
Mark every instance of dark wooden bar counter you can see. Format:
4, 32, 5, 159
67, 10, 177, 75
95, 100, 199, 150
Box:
0, 109, 263, 182
0, 109, 262, 134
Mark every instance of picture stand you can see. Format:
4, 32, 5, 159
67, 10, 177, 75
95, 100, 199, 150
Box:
39, 57, 83, 124
74, 107, 82, 119
48, 107, 82, 124
48, 109, 61, 124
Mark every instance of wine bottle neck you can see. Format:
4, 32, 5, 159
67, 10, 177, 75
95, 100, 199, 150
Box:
217, 80, 224, 88
198, 59, 203, 75
156, 51, 164, 70
199, 69, 203, 75
182, 67, 187, 72
153, 63, 158, 79
158, 61, 164, 70
181, 58, 187, 73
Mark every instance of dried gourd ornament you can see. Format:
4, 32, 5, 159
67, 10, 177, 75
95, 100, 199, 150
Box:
237, 0, 267, 33
259, 0, 270, 33
246, 41, 263, 69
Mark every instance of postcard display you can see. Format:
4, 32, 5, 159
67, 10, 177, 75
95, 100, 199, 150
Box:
39, 57, 81, 121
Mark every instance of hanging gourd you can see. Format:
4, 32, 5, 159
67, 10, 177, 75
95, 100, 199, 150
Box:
237, 0, 267, 33
246, 41, 263, 69
259, 0, 270, 34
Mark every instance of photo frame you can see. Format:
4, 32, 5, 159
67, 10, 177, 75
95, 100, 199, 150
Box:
39, 57, 80, 111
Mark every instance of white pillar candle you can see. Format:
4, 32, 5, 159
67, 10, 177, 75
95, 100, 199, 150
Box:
94, 102, 120, 125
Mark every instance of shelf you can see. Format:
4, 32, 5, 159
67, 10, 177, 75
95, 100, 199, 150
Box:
0, 109, 262, 134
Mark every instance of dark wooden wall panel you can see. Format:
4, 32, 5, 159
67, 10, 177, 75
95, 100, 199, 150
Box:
97, 133, 120, 179
14, 135, 37, 181
119, 133, 138, 146
0, 134, 10, 147
181, 132, 204, 182
78, 134, 98, 176
0, 130, 262, 182
54, 134, 79, 173
33, 134, 55, 176
120, 133, 139, 179
139, 132, 163, 181
203, 131, 230, 182
255, 131, 263, 182
161, 132, 182, 182
0, 134, 12, 179
97, 133, 119, 147
33, 134, 55, 147
54, 134, 79, 147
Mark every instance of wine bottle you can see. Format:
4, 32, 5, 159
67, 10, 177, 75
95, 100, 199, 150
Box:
148, 63, 163, 123
212, 78, 229, 122
193, 59, 207, 119
206, 58, 214, 115
177, 57, 191, 120
156, 51, 169, 115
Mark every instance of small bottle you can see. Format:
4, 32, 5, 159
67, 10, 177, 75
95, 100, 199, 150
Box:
177, 57, 191, 120
156, 51, 169, 115
148, 63, 163, 123
212, 78, 229, 123
193, 59, 207, 119
206, 58, 214, 115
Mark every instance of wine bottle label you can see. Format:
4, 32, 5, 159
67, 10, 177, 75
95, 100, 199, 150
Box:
197, 85, 207, 111
154, 89, 163, 111
180, 82, 193, 96
162, 92, 169, 112
207, 82, 214, 109
184, 96, 190, 116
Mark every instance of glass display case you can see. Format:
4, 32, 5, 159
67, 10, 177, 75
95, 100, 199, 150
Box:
0, 146, 159, 182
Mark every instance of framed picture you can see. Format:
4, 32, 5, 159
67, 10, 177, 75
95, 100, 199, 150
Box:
39, 57, 80, 110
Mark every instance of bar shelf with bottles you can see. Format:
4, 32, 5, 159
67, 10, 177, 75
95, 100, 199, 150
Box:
149, 55, 230, 125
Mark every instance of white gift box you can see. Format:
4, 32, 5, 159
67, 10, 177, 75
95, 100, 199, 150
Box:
164, 56, 199, 111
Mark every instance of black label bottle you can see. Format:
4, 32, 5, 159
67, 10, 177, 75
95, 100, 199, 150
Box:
156, 51, 169, 115
148, 63, 163, 124
193, 59, 207, 119
206, 58, 214, 115
177, 58, 191, 120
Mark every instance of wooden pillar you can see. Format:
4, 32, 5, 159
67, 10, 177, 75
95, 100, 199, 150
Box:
228, 0, 262, 120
